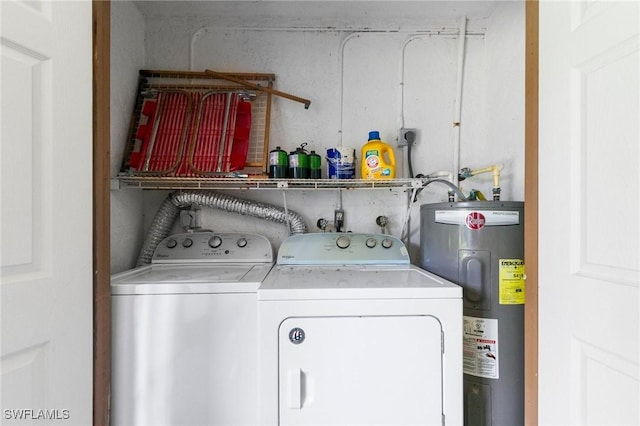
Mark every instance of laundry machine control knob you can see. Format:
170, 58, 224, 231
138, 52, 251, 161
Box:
381, 238, 393, 249
336, 235, 351, 249
166, 239, 178, 249
208, 236, 223, 248
237, 238, 248, 248
365, 238, 377, 248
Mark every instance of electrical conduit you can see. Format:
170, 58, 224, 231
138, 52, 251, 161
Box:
452, 16, 467, 189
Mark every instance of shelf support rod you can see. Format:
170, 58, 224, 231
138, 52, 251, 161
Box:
205, 69, 311, 109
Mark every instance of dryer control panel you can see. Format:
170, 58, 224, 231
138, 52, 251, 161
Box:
277, 233, 409, 265
152, 232, 273, 263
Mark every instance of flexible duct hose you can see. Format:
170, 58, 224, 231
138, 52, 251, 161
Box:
135, 194, 183, 267
412, 177, 469, 203
424, 179, 468, 201
136, 190, 308, 266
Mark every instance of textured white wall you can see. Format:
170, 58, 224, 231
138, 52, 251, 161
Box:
110, 1, 147, 273
111, 1, 524, 270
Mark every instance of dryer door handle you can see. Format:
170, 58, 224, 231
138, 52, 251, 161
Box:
287, 368, 303, 409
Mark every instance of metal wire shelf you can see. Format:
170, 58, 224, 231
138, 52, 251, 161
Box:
112, 176, 425, 191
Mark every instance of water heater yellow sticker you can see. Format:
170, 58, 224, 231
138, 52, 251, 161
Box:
499, 259, 525, 304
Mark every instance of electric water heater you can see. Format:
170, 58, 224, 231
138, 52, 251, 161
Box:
420, 201, 525, 426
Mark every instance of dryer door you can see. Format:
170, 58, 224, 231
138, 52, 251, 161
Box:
278, 315, 443, 426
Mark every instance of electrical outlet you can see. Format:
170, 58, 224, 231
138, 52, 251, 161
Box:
398, 128, 418, 147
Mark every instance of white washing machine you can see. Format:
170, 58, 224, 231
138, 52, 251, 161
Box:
111, 231, 274, 426
258, 233, 463, 426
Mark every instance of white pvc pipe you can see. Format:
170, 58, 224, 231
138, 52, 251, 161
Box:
399, 35, 425, 129
398, 35, 424, 179
339, 26, 482, 147
338, 32, 365, 146
425, 170, 454, 182
452, 16, 467, 188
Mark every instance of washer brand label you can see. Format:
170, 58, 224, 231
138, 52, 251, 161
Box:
435, 210, 520, 227
465, 212, 486, 230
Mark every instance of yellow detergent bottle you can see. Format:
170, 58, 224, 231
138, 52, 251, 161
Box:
361, 131, 396, 179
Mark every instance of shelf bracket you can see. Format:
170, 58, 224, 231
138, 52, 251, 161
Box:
410, 178, 423, 189
110, 178, 123, 191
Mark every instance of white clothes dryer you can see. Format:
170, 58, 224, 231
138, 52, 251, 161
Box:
111, 231, 273, 426
258, 233, 463, 426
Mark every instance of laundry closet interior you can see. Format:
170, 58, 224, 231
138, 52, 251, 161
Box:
110, 0, 525, 272
107, 1, 526, 425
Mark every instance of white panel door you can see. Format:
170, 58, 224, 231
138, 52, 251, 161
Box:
539, 1, 639, 425
279, 316, 443, 426
1, 1, 93, 425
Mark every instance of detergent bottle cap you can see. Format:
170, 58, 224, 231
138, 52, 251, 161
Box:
368, 131, 380, 141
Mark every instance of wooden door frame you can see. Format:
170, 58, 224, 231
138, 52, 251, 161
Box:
90, 1, 540, 425
93, 1, 111, 426
524, 0, 539, 424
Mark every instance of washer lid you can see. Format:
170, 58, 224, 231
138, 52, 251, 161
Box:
258, 264, 461, 300
111, 263, 273, 295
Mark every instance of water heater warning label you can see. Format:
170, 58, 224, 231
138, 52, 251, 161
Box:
499, 259, 525, 304
463, 317, 499, 379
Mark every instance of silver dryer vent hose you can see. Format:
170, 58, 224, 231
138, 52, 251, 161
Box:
136, 190, 308, 266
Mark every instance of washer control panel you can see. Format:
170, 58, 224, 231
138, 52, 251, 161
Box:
277, 233, 409, 265
152, 232, 273, 263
